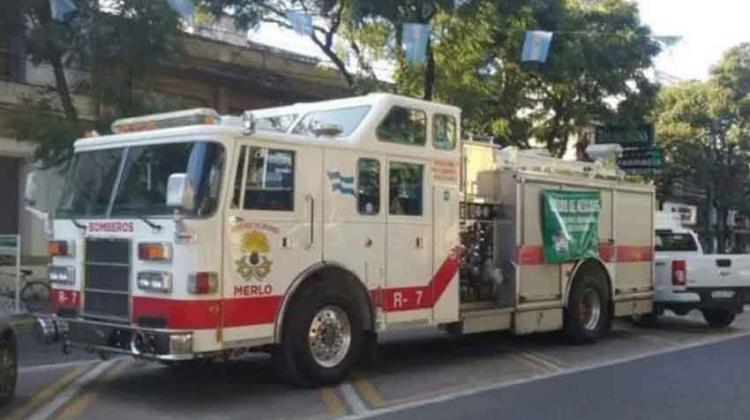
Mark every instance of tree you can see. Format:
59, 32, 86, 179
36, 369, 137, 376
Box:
655, 44, 750, 252
199, 0, 375, 89
200, 1, 660, 155
374, 0, 660, 154
0, 0, 183, 167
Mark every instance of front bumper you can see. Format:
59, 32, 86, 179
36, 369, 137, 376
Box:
660, 287, 750, 313
36, 316, 195, 361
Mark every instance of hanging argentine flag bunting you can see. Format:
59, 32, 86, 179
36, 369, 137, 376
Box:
286, 11, 313, 36
402, 23, 430, 64
166, 0, 195, 24
49, 0, 78, 22
521, 31, 554, 63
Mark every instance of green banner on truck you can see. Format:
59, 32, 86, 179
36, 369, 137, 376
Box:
541, 190, 602, 264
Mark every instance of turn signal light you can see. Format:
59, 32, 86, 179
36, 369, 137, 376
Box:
48, 241, 73, 257
138, 242, 172, 261
188, 272, 218, 295
672, 260, 687, 286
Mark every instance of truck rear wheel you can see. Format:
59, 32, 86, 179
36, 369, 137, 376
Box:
275, 282, 363, 386
702, 309, 735, 328
564, 265, 610, 344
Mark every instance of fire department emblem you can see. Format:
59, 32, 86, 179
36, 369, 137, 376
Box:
235, 230, 273, 281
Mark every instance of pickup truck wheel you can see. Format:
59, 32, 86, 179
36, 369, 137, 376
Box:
278, 282, 362, 386
702, 309, 736, 328
0, 331, 17, 406
565, 266, 610, 344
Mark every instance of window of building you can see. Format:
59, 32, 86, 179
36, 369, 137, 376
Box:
357, 158, 380, 215
377, 106, 427, 146
433, 114, 457, 150
291, 106, 370, 138
232, 146, 295, 211
389, 162, 423, 216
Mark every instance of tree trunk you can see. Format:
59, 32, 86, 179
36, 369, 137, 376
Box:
423, 34, 435, 100
717, 207, 728, 254
50, 53, 78, 121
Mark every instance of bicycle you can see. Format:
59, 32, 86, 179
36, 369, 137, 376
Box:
0, 270, 52, 313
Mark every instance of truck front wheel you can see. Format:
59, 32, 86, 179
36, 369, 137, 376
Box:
564, 266, 610, 344
702, 309, 736, 328
275, 282, 363, 386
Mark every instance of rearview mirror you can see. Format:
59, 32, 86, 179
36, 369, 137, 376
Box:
166, 173, 195, 212
25, 171, 40, 206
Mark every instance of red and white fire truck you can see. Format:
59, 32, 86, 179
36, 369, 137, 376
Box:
29, 93, 654, 385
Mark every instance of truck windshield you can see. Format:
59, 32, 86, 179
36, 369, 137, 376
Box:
57, 141, 224, 218
655, 232, 698, 252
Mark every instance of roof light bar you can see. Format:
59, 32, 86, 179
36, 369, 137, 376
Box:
111, 108, 220, 134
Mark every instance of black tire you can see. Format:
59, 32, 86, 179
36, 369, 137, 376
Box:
702, 309, 736, 328
275, 281, 363, 386
564, 265, 610, 344
631, 312, 659, 328
0, 330, 17, 406
20, 280, 51, 313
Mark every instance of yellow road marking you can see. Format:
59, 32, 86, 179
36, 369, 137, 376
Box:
352, 378, 387, 408
513, 350, 564, 373
56, 359, 130, 420
5, 363, 93, 420
320, 387, 346, 415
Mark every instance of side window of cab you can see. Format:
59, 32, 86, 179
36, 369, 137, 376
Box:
433, 114, 457, 150
377, 106, 427, 146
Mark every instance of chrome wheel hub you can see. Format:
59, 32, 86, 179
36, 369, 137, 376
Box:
580, 288, 602, 331
308, 306, 351, 368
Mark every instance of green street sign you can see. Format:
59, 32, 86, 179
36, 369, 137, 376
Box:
618, 146, 663, 171
541, 190, 602, 264
596, 124, 654, 147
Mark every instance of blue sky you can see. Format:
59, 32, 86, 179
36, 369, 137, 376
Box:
246, 0, 749, 82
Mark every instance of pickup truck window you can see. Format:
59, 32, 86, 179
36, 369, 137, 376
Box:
655, 233, 698, 252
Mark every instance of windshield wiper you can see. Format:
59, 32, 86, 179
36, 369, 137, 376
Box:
136, 213, 163, 231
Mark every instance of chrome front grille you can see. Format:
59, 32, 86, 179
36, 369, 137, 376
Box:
83, 238, 131, 321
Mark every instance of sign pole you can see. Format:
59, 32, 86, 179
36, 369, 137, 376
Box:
15, 235, 20, 313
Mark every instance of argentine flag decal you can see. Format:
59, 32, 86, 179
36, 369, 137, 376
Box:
327, 171, 356, 197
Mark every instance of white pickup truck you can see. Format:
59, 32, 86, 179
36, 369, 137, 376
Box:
639, 213, 750, 327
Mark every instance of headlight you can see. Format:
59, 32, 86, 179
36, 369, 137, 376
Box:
137, 271, 172, 293
48, 266, 75, 285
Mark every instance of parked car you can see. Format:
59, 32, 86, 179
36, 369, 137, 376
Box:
0, 315, 16, 406
638, 212, 750, 327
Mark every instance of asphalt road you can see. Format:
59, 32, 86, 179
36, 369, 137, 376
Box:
4, 311, 750, 420
372, 333, 750, 420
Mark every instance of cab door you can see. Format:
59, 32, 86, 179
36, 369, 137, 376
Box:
222, 140, 322, 342
322, 149, 386, 296
384, 157, 433, 324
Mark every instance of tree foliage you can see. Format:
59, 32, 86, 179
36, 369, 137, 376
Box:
0, 0, 184, 167
203, 0, 660, 156
395, 0, 661, 156
655, 43, 750, 252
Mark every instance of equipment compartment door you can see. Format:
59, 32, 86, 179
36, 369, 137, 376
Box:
432, 185, 460, 323
384, 158, 433, 325
222, 140, 323, 341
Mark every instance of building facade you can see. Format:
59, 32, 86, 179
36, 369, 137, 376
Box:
0, 26, 349, 261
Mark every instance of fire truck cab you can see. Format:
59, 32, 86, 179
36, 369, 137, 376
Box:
30, 93, 654, 385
